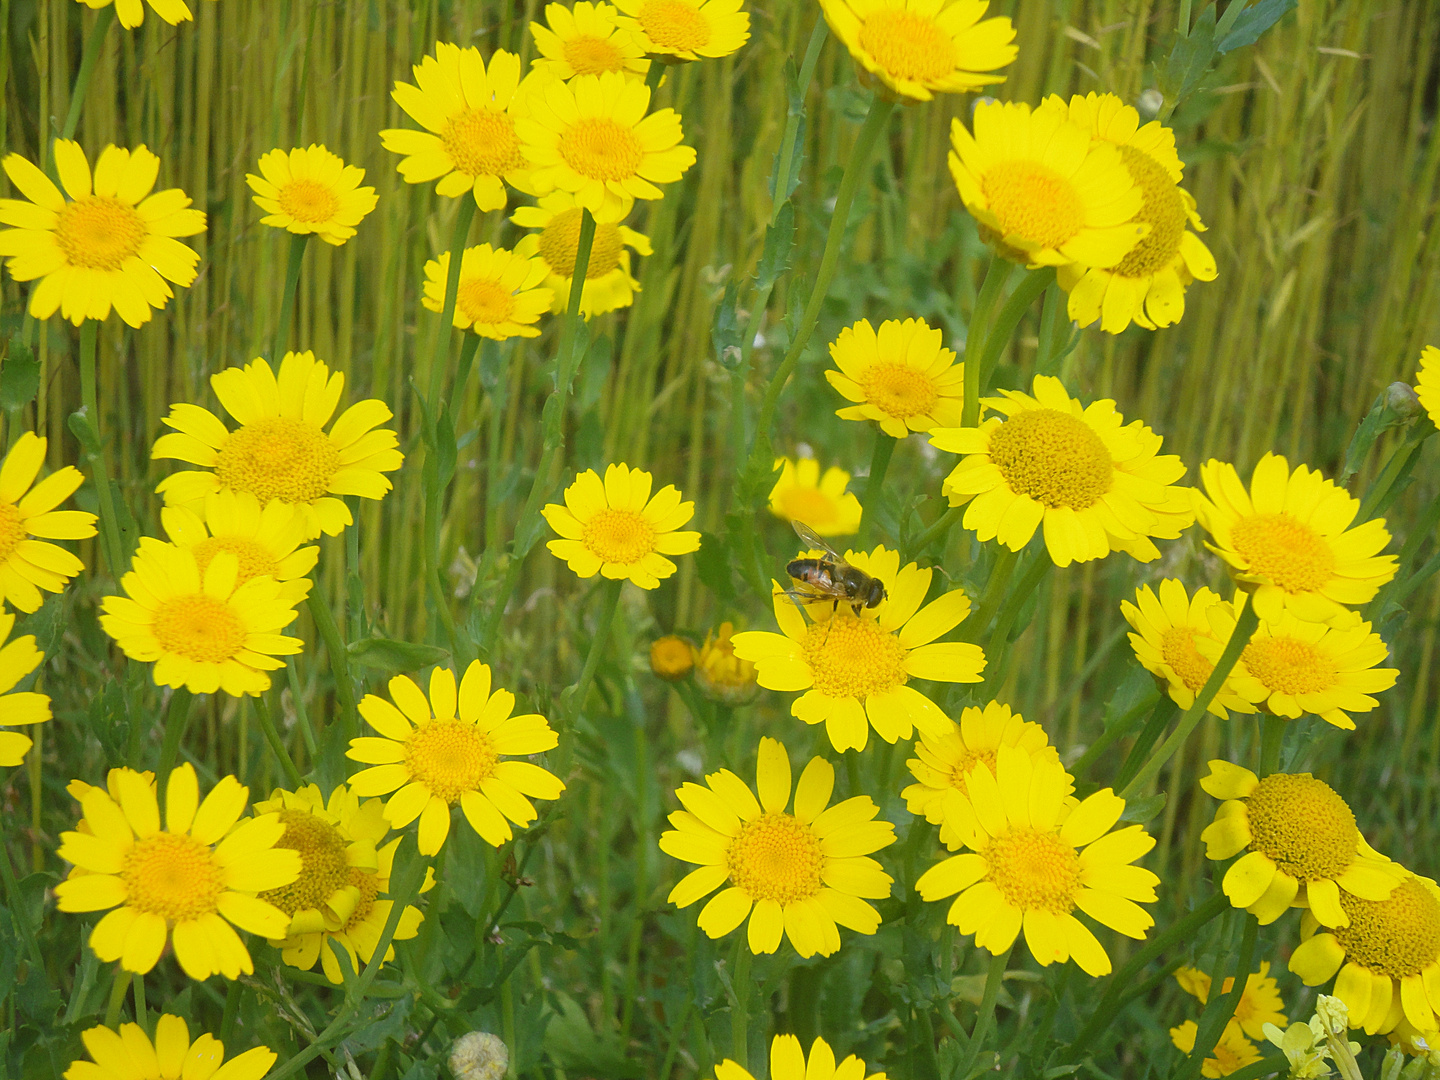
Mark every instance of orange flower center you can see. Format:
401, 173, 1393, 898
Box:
637, 0, 711, 51
404, 720, 498, 804
55, 196, 148, 271
1333, 877, 1440, 979
582, 508, 656, 565
458, 277, 518, 327
442, 109, 526, 178
0, 501, 25, 560
981, 161, 1086, 252
537, 208, 625, 278
563, 35, 626, 76
215, 417, 340, 505
1160, 625, 1214, 692
1113, 146, 1187, 278
983, 827, 1081, 914
152, 594, 248, 664
857, 10, 953, 83
801, 611, 908, 699
988, 408, 1114, 510
1241, 635, 1338, 697
725, 812, 824, 905
192, 536, 279, 585
856, 363, 939, 422
559, 118, 645, 183
120, 832, 226, 922
277, 178, 341, 225
1229, 513, 1336, 594
1242, 773, 1358, 882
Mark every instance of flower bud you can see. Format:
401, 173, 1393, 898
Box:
1386, 381, 1422, 419
650, 636, 696, 681
450, 1032, 508, 1080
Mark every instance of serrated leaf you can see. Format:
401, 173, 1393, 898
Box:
756, 201, 795, 292
1217, 0, 1298, 53
1120, 791, 1167, 824
1160, 6, 1217, 108
711, 283, 743, 370
0, 352, 40, 412
346, 636, 449, 672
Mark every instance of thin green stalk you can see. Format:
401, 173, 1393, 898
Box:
78, 320, 124, 576
961, 943, 1013, 1076
1035, 282, 1067, 376
272, 232, 309, 359
983, 552, 1050, 666
562, 578, 623, 727
155, 689, 193, 809
132, 973, 147, 1033
861, 428, 896, 542
308, 593, 357, 741
1370, 487, 1440, 617
962, 253, 1012, 427
645, 61, 665, 91
1114, 696, 1180, 791
1258, 715, 1286, 776
1215, 0, 1249, 40
750, 95, 896, 452
253, 695, 303, 789
218, 980, 244, 1046
960, 546, 1018, 643
59, 7, 116, 141
977, 267, 1056, 392
1359, 434, 1426, 522
425, 198, 477, 407
1067, 892, 1230, 1058
0, 811, 44, 971
911, 504, 963, 555
1119, 597, 1260, 799
284, 658, 318, 758
1070, 690, 1161, 780
731, 938, 753, 1065
1180, 916, 1257, 1080
103, 968, 131, 1029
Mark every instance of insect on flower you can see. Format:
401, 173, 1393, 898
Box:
783, 521, 887, 637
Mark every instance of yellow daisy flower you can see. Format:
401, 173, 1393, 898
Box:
380, 44, 536, 210
0, 431, 96, 612
949, 101, 1146, 269
1290, 872, 1440, 1036
160, 489, 318, 607
916, 742, 1159, 976
516, 71, 697, 216
542, 462, 701, 589
818, 0, 1015, 102
613, 0, 750, 62
1120, 580, 1256, 718
901, 700, 1065, 850
1222, 611, 1398, 731
660, 736, 896, 958
930, 375, 1194, 568
55, 764, 300, 979
99, 542, 304, 697
63, 1015, 275, 1080
511, 191, 651, 317
826, 317, 965, 438
347, 662, 566, 857
0, 608, 49, 767
254, 784, 427, 985
246, 145, 378, 247
1176, 961, 1288, 1043
767, 457, 862, 537
1416, 346, 1440, 428
531, 2, 650, 80
1193, 453, 1399, 625
1040, 92, 1217, 333
694, 622, 758, 705
732, 545, 984, 753
77, 0, 213, 30
0, 140, 205, 326
713, 1034, 887, 1080
151, 350, 404, 539
1169, 1020, 1262, 1079
1198, 760, 1401, 927
421, 244, 554, 339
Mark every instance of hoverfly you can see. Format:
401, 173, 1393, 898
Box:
783, 521, 887, 632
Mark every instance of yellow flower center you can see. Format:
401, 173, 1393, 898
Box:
215, 417, 340, 505
342, 865, 381, 932
1242, 773, 1358, 882
563, 34, 626, 75
0, 501, 25, 560
801, 611, 908, 699
404, 719, 498, 804
776, 487, 844, 532
856, 363, 939, 421
725, 812, 824, 905
458, 277, 517, 327
120, 831, 226, 922
637, 0, 710, 51
441, 108, 526, 178
981, 161, 1085, 252
857, 10, 954, 83
192, 536, 279, 585
559, 118, 645, 183
983, 827, 1082, 914
582, 508, 656, 565
1333, 877, 1440, 979
55, 196, 148, 271
988, 408, 1114, 510
277, 178, 341, 225
152, 594, 247, 664
1229, 513, 1336, 594
258, 809, 351, 917
1161, 625, 1214, 692
1113, 146, 1187, 278
1241, 635, 1338, 696
650, 636, 695, 678
946, 747, 998, 797
537, 209, 626, 279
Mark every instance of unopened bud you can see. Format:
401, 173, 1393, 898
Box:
1314, 995, 1349, 1035
1386, 381, 1422, 419
1138, 88, 1164, 118
650, 636, 695, 681
450, 1032, 508, 1080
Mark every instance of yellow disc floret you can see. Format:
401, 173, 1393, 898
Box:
726, 813, 824, 906
981, 162, 1086, 253
1242, 636, 1338, 697
985, 828, 1084, 915
151, 595, 249, 665
1112, 146, 1188, 278
259, 810, 352, 917
405, 721, 499, 805
120, 832, 228, 923
987, 409, 1114, 510
638, 0, 711, 50
1244, 774, 1358, 882
801, 613, 908, 699
214, 418, 341, 505
1229, 515, 1337, 595
55, 197, 147, 270
1333, 878, 1440, 979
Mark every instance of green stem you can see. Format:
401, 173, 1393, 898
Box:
132, 973, 147, 1033
272, 232, 309, 359
962, 253, 1012, 428
103, 968, 131, 1029
731, 938, 753, 1065
1258, 715, 1286, 776
59, 7, 116, 141
961, 546, 1018, 643
1035, 282, 1067, 377
426, 198, 477, 407
645, 60, 665, 91
861, 428, 896, 542
911, 504, 964, 555
1215, 0, 1249, 40
962, 943, 1013, 1076
218, 980, 244, 1046
983, 551, 1050, 668
977, 267, 1056, 392
1067, 892, 1230, 1058
285, 657, 318, 759
308, 593, 357, 741
0, 810, 44, 971
750, 94, 895, 454
1358, 434, 1425, 522
562, 579, 623, 726
1070, 690, 1161, 780
155, 689, 193, 808
253, 695, 303, 789
78, 320, 124, 576
1114, 696, 1180, 791
1370, 487, 1440, 617
1119, 596, 1259, 800
1180, 916, 1257, 1080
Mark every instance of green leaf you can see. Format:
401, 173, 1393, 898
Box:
711, 282, 743, 370
695, 530, 736, 603
1120, 792, 1167, 825
346, 636, 449, 672
0, 350, 40, 412
756, 200, 795, 292
1217, 0, 1298, 53
1159, 5, 1217, 111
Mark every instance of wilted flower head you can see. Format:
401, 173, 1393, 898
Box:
694, 622, 757, 704
450, 1032, 508, 1080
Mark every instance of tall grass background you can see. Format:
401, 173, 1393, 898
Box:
2, 0, 1440, 1076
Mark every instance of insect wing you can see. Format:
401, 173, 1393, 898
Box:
791, 520, 844, 564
